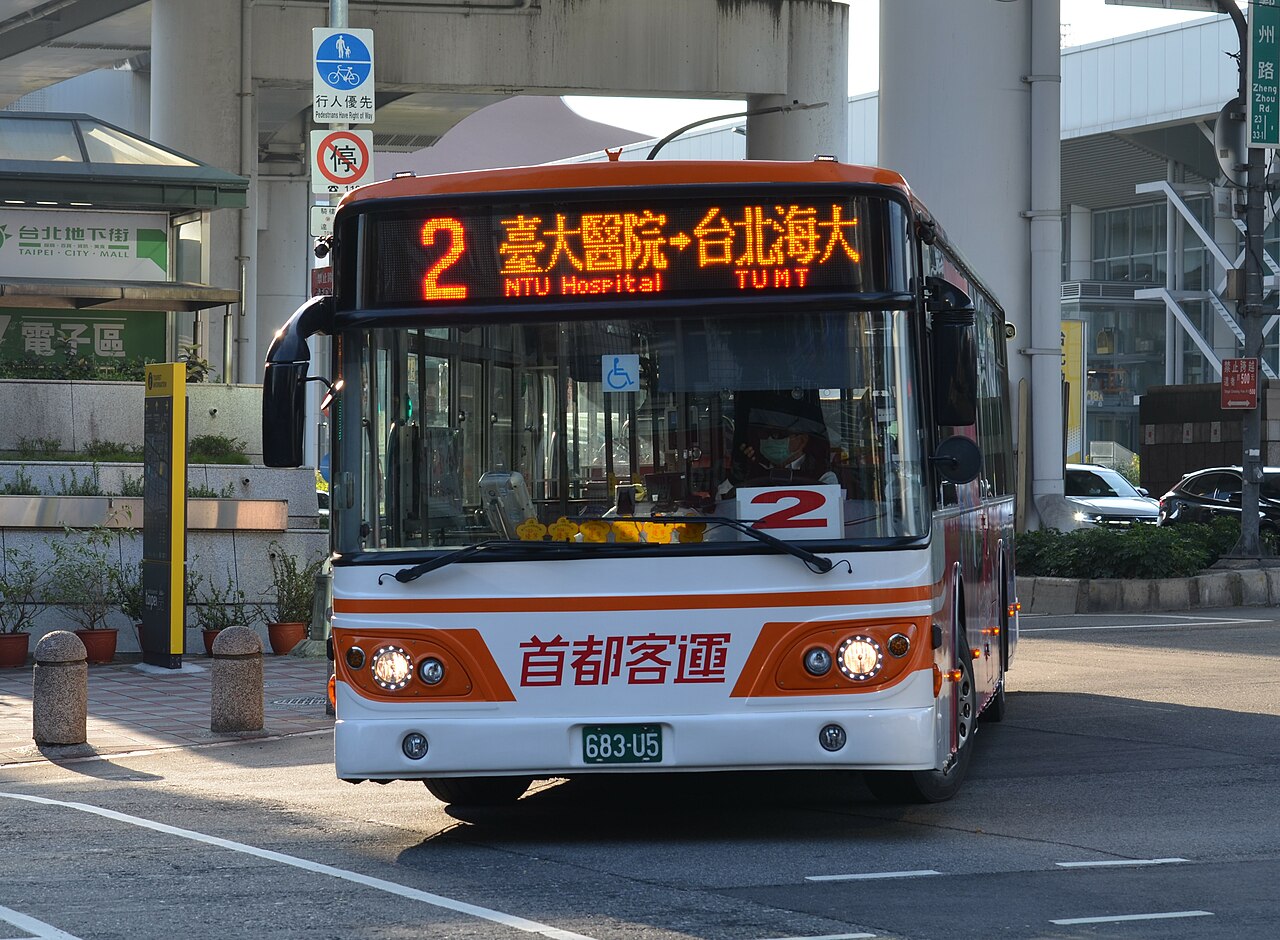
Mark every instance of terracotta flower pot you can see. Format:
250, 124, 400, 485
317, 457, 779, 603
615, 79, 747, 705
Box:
267, 621, 307, 655
0, 632, 29, 668
74, 628, 118, 664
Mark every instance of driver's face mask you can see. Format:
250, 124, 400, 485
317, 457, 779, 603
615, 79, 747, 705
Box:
759, 435, 795, 466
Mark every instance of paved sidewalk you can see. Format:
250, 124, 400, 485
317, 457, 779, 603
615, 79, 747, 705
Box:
0, 652, 334, 766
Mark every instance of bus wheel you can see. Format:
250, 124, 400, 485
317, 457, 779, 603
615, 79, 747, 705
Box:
864, 656, 977, 804
424, 776, 530, 806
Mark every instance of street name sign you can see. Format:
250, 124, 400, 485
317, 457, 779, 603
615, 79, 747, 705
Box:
313, 27, 375, 124
1250, 0, 1280, 147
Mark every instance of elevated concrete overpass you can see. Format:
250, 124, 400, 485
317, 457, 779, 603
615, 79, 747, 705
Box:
2, 0, 1082, 526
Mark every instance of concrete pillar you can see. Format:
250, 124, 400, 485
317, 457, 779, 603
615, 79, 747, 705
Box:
880, 0, 1064, 527
210, 625, 264, 733
151, 0, 251, 383
746, 1, 849, 161
258, 175, 311, 427
33, 632, 87, 747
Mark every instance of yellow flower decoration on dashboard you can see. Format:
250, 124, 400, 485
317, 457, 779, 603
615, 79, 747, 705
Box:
674, 522, 706, 543
643, 522, 675, 544
579, 519, 611, 543
547, 517, 579, 542
612, 521, 642, 542
516, 518, 548, 541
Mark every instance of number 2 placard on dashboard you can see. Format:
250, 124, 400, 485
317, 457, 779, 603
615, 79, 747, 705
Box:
734, 485, 843, 540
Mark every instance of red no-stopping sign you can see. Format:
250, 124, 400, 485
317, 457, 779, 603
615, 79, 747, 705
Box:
310, 129, 374, 193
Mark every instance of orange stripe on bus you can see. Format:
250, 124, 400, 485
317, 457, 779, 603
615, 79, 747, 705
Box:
334, 627, 516, 703
333, 585, 933, 616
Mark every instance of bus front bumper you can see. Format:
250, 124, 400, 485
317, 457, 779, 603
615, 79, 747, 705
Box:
333, 674, 941, 779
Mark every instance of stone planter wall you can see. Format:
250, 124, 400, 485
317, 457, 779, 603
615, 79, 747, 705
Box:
0, 379, 264, 464
1016, 569, 1280, 614
0, 462, 327, 656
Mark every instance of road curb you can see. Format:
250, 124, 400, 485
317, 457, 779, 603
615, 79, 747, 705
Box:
1016, 568, 1280, 614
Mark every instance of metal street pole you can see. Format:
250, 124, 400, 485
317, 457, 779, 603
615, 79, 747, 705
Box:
1221, 0, 1264, 556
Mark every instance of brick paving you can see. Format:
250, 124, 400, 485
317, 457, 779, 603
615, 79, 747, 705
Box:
0, 651, 334, 765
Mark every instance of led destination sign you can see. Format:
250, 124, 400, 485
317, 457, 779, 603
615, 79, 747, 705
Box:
368, 193, 906, 307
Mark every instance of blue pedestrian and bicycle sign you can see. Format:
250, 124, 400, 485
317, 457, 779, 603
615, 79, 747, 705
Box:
312, 27, 375, 125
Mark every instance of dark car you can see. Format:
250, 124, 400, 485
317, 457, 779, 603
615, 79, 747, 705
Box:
1064, 463, 1159, 527
1157, 466, 1280, 534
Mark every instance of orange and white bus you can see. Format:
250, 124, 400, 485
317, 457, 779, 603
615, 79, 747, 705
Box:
264, 158, 1018, 805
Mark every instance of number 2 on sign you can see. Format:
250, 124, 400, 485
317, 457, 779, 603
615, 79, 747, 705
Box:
421, 218, 467, 301
750, 489, 826, 528
736, 484, 843, 540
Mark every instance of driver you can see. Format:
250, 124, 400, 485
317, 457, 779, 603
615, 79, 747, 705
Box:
723, 391, 839, 492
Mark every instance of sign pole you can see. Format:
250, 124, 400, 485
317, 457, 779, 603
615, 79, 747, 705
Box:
141, 363, 188, 669
1236, 0, 1272, 556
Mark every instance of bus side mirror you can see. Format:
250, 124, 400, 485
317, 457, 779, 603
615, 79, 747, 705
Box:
927, 276, 978, 427
262, 361, 308, 467
932, 435, 982, 485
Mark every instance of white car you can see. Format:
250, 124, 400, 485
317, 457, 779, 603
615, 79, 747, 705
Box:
1064, 463, 1159, 527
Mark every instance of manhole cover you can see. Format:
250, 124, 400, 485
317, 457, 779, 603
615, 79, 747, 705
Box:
270, 697, 327, 707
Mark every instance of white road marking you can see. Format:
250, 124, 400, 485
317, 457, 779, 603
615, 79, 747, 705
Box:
1056, 857, 1188, 868
1050, 910, 1213, 925
0, 905, 83, 940
1022, 617, 1265, 634
0, 792, 596, 940
805, 870, 940, 882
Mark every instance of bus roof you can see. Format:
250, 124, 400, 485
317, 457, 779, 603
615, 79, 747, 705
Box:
341, 159, 914, 204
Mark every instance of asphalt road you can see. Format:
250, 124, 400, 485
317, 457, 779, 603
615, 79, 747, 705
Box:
1, 608, 1277, 940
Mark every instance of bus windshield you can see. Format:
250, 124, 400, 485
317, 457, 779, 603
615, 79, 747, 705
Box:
351, 305, 927, 552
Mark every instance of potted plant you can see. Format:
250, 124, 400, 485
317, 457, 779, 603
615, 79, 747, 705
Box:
50, 524, 121, 663
191, 568, 255, 656
261, 542, 325, 655
0, 545, 46, 668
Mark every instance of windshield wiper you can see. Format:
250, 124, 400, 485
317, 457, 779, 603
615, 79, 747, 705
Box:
380, 516, 840, 585
606, 515, 838, 573
379, 540, 547, 584
683, 516, 838, 573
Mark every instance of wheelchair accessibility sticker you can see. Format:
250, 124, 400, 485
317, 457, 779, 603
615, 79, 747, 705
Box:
602, 354, 640, 393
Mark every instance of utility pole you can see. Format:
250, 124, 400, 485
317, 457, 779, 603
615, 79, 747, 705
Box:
1112, 1, 1266, 554
1223, 0, 1265, 557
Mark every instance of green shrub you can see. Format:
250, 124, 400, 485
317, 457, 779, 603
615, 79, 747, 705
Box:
16, 437, 61, 459
1016, 517, 1246, 579
189, 434, 249, 465
187, 480, 236, 499
55, 464, 103, 496
81, 439, 141, 462
0, 467, 39, 496
0, 355, 153, 382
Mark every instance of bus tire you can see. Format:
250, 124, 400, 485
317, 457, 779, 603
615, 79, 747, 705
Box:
423, 776, 530, 806
864, 655, 977, 804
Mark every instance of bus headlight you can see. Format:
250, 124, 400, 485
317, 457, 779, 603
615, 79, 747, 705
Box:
803, 647, 833, 676
418, 657, 445, 685
837, 635, 883, 681
371, 646, 413, 690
